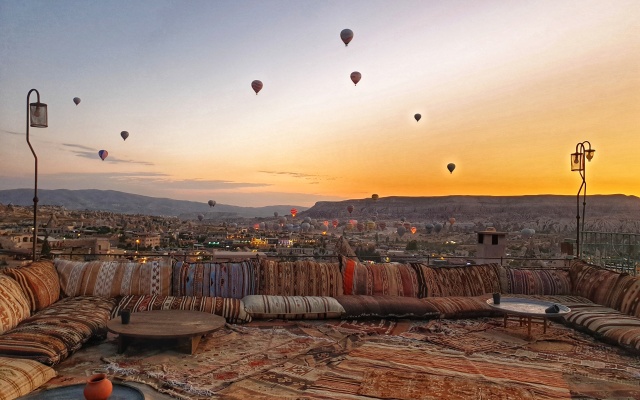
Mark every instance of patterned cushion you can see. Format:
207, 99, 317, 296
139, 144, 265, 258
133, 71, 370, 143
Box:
420, 295, 501, 319
112, 294, 251, 324
173, 260, 257, 299
0, 356, 56, 400
54, 258, 172, 298
506, 268, 572, 295
0, 296, 116, 365
335, 295, 440, 319
242, 295, 345, 320
0, 275, 31, 335
3, 260, 60, 312
563, 303, 640, 354
570, 262, 628, 308
341, 257, 419, 297
619, 276, 640, 318
410, 264, 503, 298
256, 259, 343, 297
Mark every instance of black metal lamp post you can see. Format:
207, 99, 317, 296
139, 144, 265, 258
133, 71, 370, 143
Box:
26, 89, 48, 261
571, 141, 595, 259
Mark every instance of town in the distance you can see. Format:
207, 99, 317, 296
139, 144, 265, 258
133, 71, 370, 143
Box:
2, 192, 639, 274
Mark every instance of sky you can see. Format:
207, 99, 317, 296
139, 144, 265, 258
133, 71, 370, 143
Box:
1, 0, 638, 208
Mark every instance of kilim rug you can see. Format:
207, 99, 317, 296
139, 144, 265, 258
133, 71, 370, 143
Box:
102, 325, 333, 399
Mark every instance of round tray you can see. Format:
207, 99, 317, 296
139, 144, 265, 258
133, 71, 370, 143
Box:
19, 381, 145, 399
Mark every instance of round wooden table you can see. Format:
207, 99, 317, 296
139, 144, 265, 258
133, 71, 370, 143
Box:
486, 297, 570, 339
107, 310, 226, 354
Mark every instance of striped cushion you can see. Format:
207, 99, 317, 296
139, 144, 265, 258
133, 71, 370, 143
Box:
570, 262, 627, 308
341, 257, 419, 297
410, 264, 503, 298
420, 295, 501, 319
243, 295, 345, 320
0, 296, 116, 366
0, 356, 56, 400
563, 303, 640, 354
0, 275, 31, 334
54, 258, 172, 298
619, 276, 640, 318
256, 259, 343, 297
335, 295, 440, 319
506, 268, 572, 295
3, 260, 60, 312
111, 294, 251, 324
173, 260, 257, 299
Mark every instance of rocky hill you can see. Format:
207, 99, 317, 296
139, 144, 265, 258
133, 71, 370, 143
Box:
0, 189, 305, 218
300, 195, 640, 234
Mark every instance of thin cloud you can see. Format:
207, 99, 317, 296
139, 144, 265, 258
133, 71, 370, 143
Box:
62, 143, 95, 151
0, 129, 23, 136
259, 170, 332, 182
70, 150, 154, 166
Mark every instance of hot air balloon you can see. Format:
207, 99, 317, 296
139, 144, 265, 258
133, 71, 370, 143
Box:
73, 97, 81, 106
414, 113, 421, 122
350, 71, 361, 86
290, 208, 298, 218
98, 150, 108, 161
397, 226, 406, 237
447, 163, 456, 174
120, 131, 129, 141
449, 217, 456, 226
347, 205, 354, 215
379, 222, 387, 230
521, 228, 535, 239
434, 223, 443, 233
251, 80, 263, 95
197, 214, 204, 221
340, 29, 353, 46
410, 226, 417, 234
372, 194, 379, 201
208, 200, 216, 208
356, 222, 365, 232
323, 220, 329, 228
332, 219, 339, 228
425, 223, 434, 234
301, 222, 311, 232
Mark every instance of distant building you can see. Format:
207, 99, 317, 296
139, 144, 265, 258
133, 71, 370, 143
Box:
476, 228, 507, 264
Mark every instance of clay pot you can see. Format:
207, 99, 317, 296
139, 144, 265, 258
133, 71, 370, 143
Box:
84, 373, 113, 400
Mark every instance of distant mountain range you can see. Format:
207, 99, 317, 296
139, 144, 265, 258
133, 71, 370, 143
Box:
0, 189, 306, 218
1, 189, 639, 233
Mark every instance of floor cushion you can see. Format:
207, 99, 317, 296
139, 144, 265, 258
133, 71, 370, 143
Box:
2, 260, 60, 312
173, 260, 257, 299
243, 295, 345, 320
0, 275, 31, 335
0, 356, 56, 400
335, 295, 440, 319
420, 295, 502, 319
112, 294, 251, 324
0, 296, 116, 366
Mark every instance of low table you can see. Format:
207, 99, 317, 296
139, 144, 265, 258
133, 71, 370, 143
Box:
487, 297, 570, 338
107, 310, 226, 354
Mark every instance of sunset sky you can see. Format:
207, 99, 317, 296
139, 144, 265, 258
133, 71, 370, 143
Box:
1, 0, 638, 207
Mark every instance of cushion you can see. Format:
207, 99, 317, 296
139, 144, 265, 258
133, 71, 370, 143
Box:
420, 295, 501, 319
256, 259, 343, 297
0, 356, 56, 400
0, 296, 116, 366
111, 294, 251, 324
335, 295, 440, 319
54, 258, 172, 298
563, 303, 640, 354
0, 275, 31, 334
173, 260, 257, 299
243, 295, 345, 320
341, 257, 419, 297
570, 262, 627, 308
410, 264, 504, 298
506, 268, 572, 296
3, 260, 60, 312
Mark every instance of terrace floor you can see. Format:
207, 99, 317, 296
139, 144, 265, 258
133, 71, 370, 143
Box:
30, 317, 640, 399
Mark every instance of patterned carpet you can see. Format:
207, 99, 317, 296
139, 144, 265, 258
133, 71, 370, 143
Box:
39, 317, 640, 399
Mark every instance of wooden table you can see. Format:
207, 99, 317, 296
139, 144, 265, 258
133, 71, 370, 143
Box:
486, 297, 570, 339
107, 310, 226, 354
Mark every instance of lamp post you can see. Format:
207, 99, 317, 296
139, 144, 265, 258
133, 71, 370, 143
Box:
26, 89, 48, 261
571, 141, 595, 259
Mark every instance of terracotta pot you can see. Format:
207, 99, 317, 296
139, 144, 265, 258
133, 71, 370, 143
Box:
84, 373, 113, 400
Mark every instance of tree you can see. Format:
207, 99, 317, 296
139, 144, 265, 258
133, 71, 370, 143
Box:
405, 240, 418, 251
